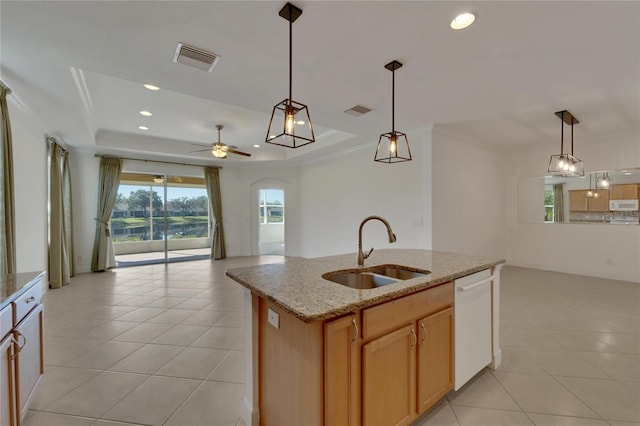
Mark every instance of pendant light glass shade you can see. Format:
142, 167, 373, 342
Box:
548, 110, 583, 177
375, 60, 412, 163
266, 3, 315, 149
596, 172, 612, 189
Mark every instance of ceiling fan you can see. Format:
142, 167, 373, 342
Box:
190, 124, 251, 159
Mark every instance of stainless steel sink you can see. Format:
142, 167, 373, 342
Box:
322, 264, 430, 290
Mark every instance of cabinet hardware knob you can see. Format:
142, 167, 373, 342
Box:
351, 318, 359, 344
421, 322, 427, 343
410, 328, 417, 349
26, 296, 36, 303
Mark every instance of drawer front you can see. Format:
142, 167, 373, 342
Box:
13, 282, 43, 326
362, 282, 453, 340
0, 304, 12, 340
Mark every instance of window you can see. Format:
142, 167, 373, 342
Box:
544, 185, 554, 223
259, 189, 284, 224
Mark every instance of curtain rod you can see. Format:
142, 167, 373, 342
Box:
94, 154, 221, 169
0, 80, 11, 94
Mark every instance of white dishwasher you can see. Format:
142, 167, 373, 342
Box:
454, 269, 493, 390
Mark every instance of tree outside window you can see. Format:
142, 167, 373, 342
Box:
544, 186, 554, 222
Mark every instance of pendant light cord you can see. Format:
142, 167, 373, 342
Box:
560, 111, 564, 155
391, 67, 395, 133
289, 4, 293, 102
571, 119, 574, 156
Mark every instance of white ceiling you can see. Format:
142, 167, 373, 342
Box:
1, 1, 639, 164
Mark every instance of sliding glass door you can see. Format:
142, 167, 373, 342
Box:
112, 173, 210, 266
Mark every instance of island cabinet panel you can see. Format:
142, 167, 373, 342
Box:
362, 324, 416, 426
417, 307, 454, 413
324, 314, 360, 426
258, 299, 323, 426
362, 282, 453, 340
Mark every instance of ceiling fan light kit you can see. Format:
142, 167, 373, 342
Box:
189, 124, 251, 159
375, 60, 412, 164
266, 2, 315, 149
548, 110, 584, 177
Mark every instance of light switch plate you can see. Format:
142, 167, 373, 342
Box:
268, 308, 280, 329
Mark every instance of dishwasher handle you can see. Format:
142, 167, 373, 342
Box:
456, 276, 493, 292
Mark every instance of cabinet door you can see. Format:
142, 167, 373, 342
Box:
623, 184, 639, 199
0, 335, 16, 426
588, 191, 609, 212
569, 190, 588, 212
324, 314, 360, 426
417, 307, 454, 414
362, 323, 416, 426
14, 304, 43, 423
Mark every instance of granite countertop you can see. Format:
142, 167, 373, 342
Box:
226, 249, 505, 323
0, 271, 46, 310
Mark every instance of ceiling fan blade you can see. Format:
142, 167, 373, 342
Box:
190, 142, 212, 148
188, 148, 213, 153
225, 148, 252, 157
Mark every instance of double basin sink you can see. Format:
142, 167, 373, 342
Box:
322, 264, 430, 290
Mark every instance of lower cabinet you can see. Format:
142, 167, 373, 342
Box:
362, 324, 416, 426
1, 334, 16, 426
14, 304, 44, 422
324, 283, 454, 426
417, 307, 454, 413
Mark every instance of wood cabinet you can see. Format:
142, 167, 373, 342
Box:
610, 184, 639, 200
417, 307, 454, 413
588, 191, 610, 212
326, 282, 454, 426
324, 314, 360, 426
362, 324, 416, 426
569, 189, 610, 212
569, 190, 589, 212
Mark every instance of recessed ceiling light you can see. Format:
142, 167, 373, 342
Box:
253, 144, 260, 148
624, 172, 632, 175
144, 84, 160, 91
140, 110, 152, 116
138, 126, 149, 130
450, 12, 476, 30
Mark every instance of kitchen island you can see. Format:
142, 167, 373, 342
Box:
226, 249, 504, 426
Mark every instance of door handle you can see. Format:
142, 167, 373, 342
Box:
351, 318, 359, 344
410, 328, 417, 349
421, 322, 427, 343
456, 276, 493, 292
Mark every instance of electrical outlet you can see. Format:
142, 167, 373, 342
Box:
268, 308, 280, 329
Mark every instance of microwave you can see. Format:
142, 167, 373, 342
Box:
609, 199, 639, 211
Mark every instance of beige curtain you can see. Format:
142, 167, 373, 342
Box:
91, 157, 122, 271
48, 138, 75, 288
204, 167, 226, 259
553, 183, 565, 223
0, 84, 16, 274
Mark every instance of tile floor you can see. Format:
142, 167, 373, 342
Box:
23, 259, 639, 426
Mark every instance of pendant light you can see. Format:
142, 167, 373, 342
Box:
548, 110, 583, 177
374, 60, 412, 163
585, 173, 599, 198
596, 172, 612, 189
265, 2, 315, 148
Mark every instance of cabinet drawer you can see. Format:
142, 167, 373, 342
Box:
0, 304, 12, 340
13, 282, 43, 326
362, 282, 453, 340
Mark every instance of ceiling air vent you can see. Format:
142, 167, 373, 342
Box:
344, 105, 373, 117
173, 42, 220, 72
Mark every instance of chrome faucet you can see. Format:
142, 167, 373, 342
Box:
357, 215, 397, 266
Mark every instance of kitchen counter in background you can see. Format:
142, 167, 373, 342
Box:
226, 249, 504, 322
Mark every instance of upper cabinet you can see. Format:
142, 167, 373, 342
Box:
610, 184, 639, 200
569, 190, 610, 212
